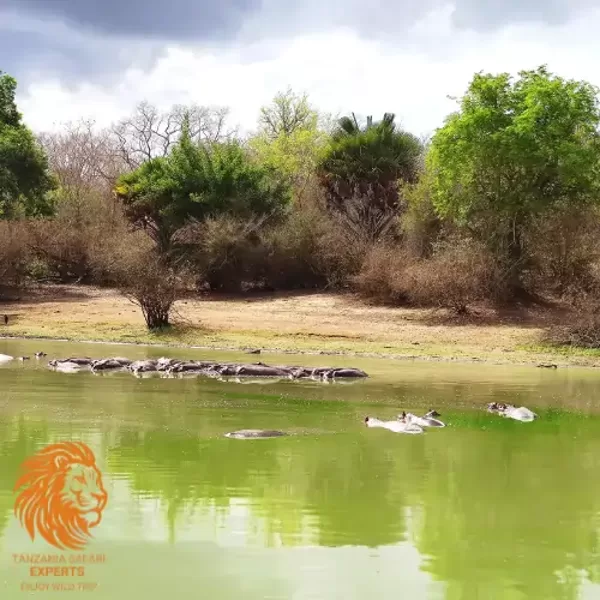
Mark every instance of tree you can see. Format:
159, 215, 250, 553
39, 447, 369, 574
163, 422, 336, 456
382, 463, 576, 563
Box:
258, 88, 317, 139
427, 66, 600, 293
0, 72, 55, 218
111, 101, 235, 170
250, 89, 328, 203
115, 126, 290, 254
317, 112, 423, 240
38, 120, 125, 225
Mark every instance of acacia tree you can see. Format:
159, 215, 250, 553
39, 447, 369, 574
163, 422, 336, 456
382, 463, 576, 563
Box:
427, 66, 600, 294
115, 124, 290, 255
0, 72, 55, 218
317, 112, 423, 240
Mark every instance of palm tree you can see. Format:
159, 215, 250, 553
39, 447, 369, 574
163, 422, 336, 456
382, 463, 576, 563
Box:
318, 113, 423, 240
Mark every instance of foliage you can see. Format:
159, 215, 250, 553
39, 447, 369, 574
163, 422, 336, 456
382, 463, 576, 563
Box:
352, 244, 409, 305
258, 88, 317, 138
525, 206, 600, 298
110, 101, 235, 169
427, 66, 600, 289
115, 129, 291, 253
27, 204, 132, 284
403, 237, 501, 314
0, 221, 29, 297
400, 174, 443, 259
318, 112, 422, 238
0, 72, 55, 218
250, 90, 328, 204
545, 299, 600, 349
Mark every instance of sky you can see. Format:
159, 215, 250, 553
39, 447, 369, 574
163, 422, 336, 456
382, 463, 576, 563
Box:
2, 0, 600, 139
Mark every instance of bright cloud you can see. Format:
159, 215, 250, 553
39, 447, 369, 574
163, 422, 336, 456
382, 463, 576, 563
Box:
4, 2, 600, 138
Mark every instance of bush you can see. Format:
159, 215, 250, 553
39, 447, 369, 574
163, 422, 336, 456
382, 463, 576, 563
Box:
259, 204, 332, 290
0, 221, 29, 298
400, 176, 442, 259
178, 215, 266, 292
545, 298, 600, 349
95, 234, 183, 329
178, 199, 369, 293
123, 252, 182, 330
26, 201, 133, 285
351, 244, 409, 304
404, 238, 501, 313
353, 236, 501, 313
525, 207, 600, 299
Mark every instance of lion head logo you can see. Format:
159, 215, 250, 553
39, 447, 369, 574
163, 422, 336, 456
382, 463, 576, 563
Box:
13, 441, 108, 551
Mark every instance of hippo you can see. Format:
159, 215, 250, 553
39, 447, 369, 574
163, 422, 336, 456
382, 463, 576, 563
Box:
91, 358, 132, 371
234, 364, 290, 377
224, 429, 287, 439
0, 354, 14, 364
50, 357, 94, 367
129, 359, 158, 373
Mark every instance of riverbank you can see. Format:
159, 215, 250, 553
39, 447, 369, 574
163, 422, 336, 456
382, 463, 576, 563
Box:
0, 284, 597, 367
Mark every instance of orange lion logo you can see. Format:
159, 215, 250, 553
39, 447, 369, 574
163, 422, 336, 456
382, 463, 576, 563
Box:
14, 441, 108, 551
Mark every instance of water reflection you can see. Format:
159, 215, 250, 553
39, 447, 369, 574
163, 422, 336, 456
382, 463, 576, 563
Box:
1, 340, 600, 599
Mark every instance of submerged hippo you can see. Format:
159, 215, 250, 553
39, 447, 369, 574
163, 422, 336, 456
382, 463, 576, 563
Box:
91, 357, 132, 371
0, 354, 14, 364
48, 357, 94, 371
49, 357, 94, 367
128, 359, 158, 373
224, 429, 287, 439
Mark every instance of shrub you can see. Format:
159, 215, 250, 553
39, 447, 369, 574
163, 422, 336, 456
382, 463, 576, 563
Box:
178, 215, 266, 292
353, 236, 501, 313
525, 207, 600, 299
404, 238, 501, 313
259, 204, 331, 290
351, 244, 408, 304
122, 252, 182, 330
0, 221, 29, 298
400, 176, 442, 259
545, 299, 600, 349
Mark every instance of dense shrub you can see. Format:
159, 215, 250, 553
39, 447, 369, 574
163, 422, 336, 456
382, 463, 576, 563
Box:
545, 299, 600, 349
353, 237, 501, 313
403, 238, 502, 314
351, 245, 409, 304
0, 221, 29, 298
26, 203, 133, 284
525, 207, 600, 299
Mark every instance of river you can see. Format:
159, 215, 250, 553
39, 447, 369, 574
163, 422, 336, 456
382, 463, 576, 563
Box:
1, 338, 600, 599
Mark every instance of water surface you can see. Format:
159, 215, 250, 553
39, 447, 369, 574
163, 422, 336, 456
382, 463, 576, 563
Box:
1, 338, 600, 599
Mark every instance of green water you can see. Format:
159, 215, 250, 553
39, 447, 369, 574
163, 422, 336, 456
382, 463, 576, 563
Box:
1, 338, 600, 599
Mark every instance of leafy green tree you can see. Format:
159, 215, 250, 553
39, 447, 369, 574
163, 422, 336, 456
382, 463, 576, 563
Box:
258, 87, 316, 139
250, 89, 328, 203
317, 112, 422, 239
115, 125, 290, 253
0, 72, 55, 218
427, 66, 600, 292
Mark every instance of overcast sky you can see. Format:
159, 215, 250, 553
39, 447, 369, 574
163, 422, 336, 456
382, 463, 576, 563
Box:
2, 0, 600, 138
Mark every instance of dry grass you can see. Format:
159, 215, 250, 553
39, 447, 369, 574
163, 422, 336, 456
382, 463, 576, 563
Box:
0, 284, 596, 366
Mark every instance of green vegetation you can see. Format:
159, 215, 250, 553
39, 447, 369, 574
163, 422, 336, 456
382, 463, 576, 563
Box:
428, 66, 600, 294
0, 72, 55, 218
2, 65, 600, 346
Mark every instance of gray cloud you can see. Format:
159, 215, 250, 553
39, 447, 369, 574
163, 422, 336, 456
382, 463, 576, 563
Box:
1, 0, 596, 87
450, 0, 594, 31
0, 10, 163, 87
4, 0, 261, 40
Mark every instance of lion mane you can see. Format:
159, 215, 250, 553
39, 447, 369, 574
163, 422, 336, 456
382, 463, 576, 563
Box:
14, 441, 108, 551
